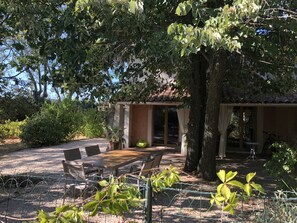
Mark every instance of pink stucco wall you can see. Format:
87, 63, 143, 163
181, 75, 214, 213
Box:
131, 105, 149, 146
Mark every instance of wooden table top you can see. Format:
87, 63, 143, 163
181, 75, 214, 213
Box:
82, 147, 174, 171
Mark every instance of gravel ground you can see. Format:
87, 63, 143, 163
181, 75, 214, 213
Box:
0, 138, 277, 222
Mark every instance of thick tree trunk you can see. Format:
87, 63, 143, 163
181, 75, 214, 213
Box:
199, 50, 227, 180
184, 53, 207, 173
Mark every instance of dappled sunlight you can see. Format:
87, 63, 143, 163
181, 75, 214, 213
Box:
0, 138, 283, 222
0, 139, 277, 194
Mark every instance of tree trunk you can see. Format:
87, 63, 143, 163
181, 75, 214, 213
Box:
184, 53, 207, 172
199, 50, 227, 180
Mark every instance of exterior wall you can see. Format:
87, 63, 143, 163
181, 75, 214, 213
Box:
123, 105, 131, 148
263, 107, 297, 144
130, 105, 149, 146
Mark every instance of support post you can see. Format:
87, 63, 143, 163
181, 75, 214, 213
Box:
145, 179, 152, 223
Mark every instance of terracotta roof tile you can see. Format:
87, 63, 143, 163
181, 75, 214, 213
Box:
148, 85, 185, 102
148, 86, 297, 104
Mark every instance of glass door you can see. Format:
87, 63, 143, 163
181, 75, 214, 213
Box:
153, 106, 165, 145
153, 106, 179, 145
227, 107, 256, 152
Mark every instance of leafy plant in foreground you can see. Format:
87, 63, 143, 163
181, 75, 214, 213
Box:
151, 165, 180, 192
31, 166, 180, 222
210, 170, 265, 216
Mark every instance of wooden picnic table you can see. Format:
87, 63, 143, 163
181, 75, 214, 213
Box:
82, 147, 173, 175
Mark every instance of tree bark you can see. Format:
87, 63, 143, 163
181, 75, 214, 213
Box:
184, 53, 207, 172
199, 50, 227, 180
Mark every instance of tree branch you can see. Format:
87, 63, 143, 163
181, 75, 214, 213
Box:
0, 68, 27, 79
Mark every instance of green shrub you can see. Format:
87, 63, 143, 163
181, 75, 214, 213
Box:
32, 167, 180, 222
20, 99, 82, 147
81, 109, 105, 138
0, 94, 39, 123
0, 120, 26, 139
264, 143, 297, 190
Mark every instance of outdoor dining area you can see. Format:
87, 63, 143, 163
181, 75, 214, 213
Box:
61, 145, 174, 194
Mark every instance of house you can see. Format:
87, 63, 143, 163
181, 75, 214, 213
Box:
114, 85, 297, 157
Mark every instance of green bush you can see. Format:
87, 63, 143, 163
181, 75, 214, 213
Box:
0, 94, 39, 123
0, 120, 26, 139
264, 142, 297, 190
20, 99, 82, 147
81, 109, 105, 138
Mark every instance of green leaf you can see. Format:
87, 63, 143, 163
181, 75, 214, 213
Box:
243, 184, 252, 197
214, 194, 225, 206
229, 192, 238, 203
110, 184, 120, 196
225, 171, 237, 182
176, 4, 183, 16
251, 182, 265, 194
129, 0, 137, 14
60, 217, 69, 223
95, 191, 106, 201
91, 204, 99, 216
210, 194, 215, 205
84, 200, 98, 211
55, 205, 70, 214
221, 184, 231, 199
228, 180, 243, 189
217, 170, 226, 182
217, 183, 223, 194
223, 204, 235, 215
176, 2, 192, 16
246, 172, 256, 183
99, 180, 109, 187
223, 203, 231, 211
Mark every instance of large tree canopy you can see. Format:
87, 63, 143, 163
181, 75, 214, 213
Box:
1, 0, 296, 180
167, 0, 297, 179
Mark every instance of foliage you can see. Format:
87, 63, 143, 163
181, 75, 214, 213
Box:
80, 108, 105, 138
167, 0, 297, 178
210, 170, 265, 215
20, 99, 82, 147
168, 0, 260, 54
0, 120, 25, 140
84, 176, 143, 217
264, 143, 297, 190
34, 206, 85, 223
32, 166, 180, 222
3, 0, 297, 181
150, 165, 180, 192
136, 139, 148, 148
254, 189, 297, 223
0, 94, 39, 123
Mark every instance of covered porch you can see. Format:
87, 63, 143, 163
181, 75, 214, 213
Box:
114, 102, 297, 158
